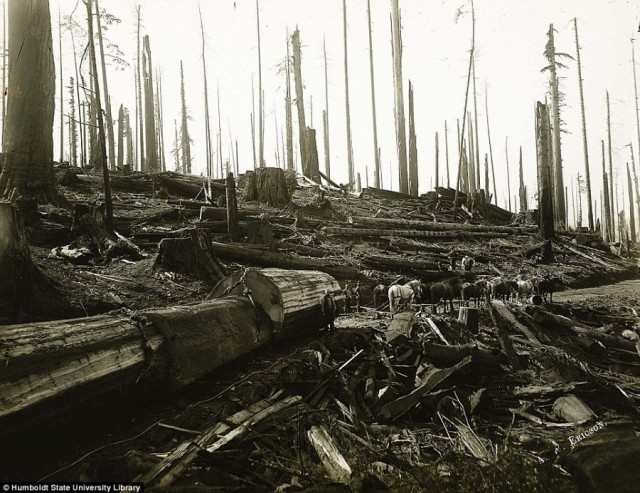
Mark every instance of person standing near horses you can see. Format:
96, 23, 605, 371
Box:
319, 289, 337, 331
343, 283, 353, 313
353, 282, 362, 312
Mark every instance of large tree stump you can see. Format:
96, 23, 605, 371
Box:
154, 229, 227, 284
245, 167, 291, 207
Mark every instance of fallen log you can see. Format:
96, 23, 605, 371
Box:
350, 216, 536, 234
362, 254, 439, 272
386, 312, 416, 343
324, 226, 512, 240
0, 296, 276, 430
155, 172, 224, 199
487, 300, 522, 370
209, 268, 343, 335
491, 301, 541, 346
208, 240, 359, 280
421, 343, 503, 369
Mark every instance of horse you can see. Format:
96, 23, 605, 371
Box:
430, 277, 463, 312
388, 280, 421, 315
373, 284, 387, 309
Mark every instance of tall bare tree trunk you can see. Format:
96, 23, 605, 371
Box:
452, 0, 475, 217
291, 29, 308, 177
606, 91, 616, 239
142, 35, 158, 173
546, 24, 566, 227
342, 0, 355, 188
574, 18, 594, 231
84, 0, 112, 231
251, 74, 256, 169
68, 77, 78, 168
173, 119, 179, 173
117, 104, 124, 170
408, 80, 418, 195
505, 137, 512, 212
198, 6, 213, 178
391, 0, 408, 194
484, 154, 490, 199
633, 41, 640, 203
0, 0, 56, 202
125, 109, 133, 169
627, 162, 636, 242
58, 9, 63, 164
217, 81, 223, 176
94, 0, 115, 170
136, 5, 144, 172
286, 33, 294, 171
179, 61, 191, 175
444, 121, 450, 187
366, 0, 380, 188
156, 70, 166, 172
602, 140, 612, 242
467, 113, 475, 192
485, 84, 497, 205
256, 0, 263, 168
435, 132, 439, 189
536, 102, 554, 259
472, 57, 481, 191
518, 146, 527, 212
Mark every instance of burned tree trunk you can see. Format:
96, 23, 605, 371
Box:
0, 0, 56, 202
536, 101, 554, 260
628, 162, 636, 242
179, 61, 191, 175
291, 29, 308, 176
519, 146, 527, 212
601, 140, 612, 242
94, 0, 116, 171
366, 0, 380, 188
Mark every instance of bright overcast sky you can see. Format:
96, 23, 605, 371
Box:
20, 1, 640, 221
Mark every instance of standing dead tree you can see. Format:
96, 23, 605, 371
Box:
142, 35, 158, 173
505, 137, 512, 212
391, 0, 408, 194
94, 0, 115, 170
179, 61, 191, 175
84, 0, 113, 231
445, 121, 450, 187
573, 18, 594, 231
601, 140, 612, 242
367, 0, 380, 188
256, 0, 264, 168
485, 83, 497, 205
627, 162, 636, 242
198, 6, 213, 178
519, 146, 527, 212
543, 24, 571, 227
286, 33, 294, 171
536, 101, 554, 260
606, 91, 616, 239
117, 104, 124, 171
342, 0, 355, 188
452, 0, 475, 218
0, 0, 56, 202
136, 5, 144, 172
408, 81, 418, 195
68, 77, 78, 168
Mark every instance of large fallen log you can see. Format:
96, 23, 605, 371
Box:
362, 254, 439, 272
324, 226, 512, 240
0, 295, 283, 430
209, 268, 344, 335
350, 216, 536, 234
208, 240, 359, 280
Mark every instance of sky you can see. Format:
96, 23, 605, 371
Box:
7, 0, 640, 225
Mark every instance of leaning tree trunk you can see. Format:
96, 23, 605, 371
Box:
0, 0, 56, 202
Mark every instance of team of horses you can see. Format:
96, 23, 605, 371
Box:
366, 273, 562, 316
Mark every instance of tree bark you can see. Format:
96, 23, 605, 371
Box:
0, 0, 56, 202
286, 33, 294, 171
226, 172, 239, 241
179, 61, 191, 175
519, 146, 527, 212
256, 0, 263, 168
366, 0, 380, 189
602, 140, 612, 242
408, 81, 418, 196
291, 29, 308, 177
117, 104, 124, 170
94, 0, 116, 171
143, 35, 158, 173
342, 0, 355, 188
627, 162, 636, 242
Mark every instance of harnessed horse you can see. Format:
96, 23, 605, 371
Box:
388, 280, 421, 315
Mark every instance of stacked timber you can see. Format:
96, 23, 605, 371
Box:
209, 268, 344, 336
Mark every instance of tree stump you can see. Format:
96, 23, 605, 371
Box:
246, 219, 274, 247
242, 170, 257, 202
458, 307, 479, 334
226, 172, 239, 241
154, 229, 227, 284
248, 167, 290, 207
